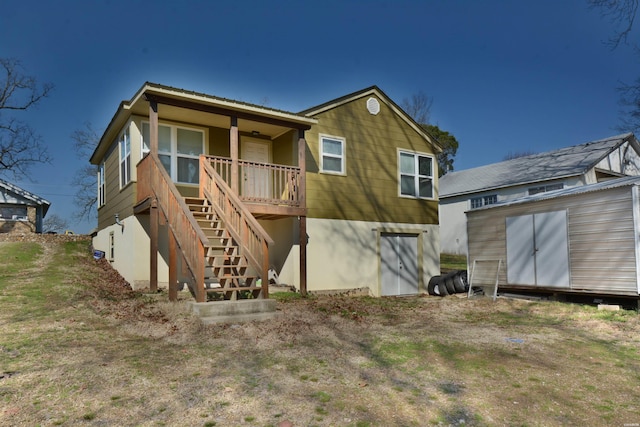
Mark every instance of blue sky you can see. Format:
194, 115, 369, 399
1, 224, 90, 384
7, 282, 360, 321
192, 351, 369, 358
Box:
1, 0, 637, 233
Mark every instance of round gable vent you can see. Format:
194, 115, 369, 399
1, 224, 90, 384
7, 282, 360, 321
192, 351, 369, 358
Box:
366, 97, 380, 115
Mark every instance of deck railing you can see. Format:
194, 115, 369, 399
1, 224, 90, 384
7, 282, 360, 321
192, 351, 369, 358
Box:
138, 154, 209, 302
206, 155, 301, 206
200, 156, 273, 297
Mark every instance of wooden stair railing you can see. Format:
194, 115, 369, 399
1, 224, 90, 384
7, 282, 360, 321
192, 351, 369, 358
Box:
200, 155, 274, 299
186, 198, 264, 300
138, 154, 273, 302
138, 154, 209, 302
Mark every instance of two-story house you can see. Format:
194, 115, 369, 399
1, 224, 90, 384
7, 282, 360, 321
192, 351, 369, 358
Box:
90, 83, 441, 302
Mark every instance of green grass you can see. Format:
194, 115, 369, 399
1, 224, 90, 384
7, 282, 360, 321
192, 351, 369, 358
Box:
440, 253, 467, 271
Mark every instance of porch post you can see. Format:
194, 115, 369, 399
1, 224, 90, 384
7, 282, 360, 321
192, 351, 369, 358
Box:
149, 99, 158, 157
168, 229, 178, 302
150, 198, 158, 292
299, 215, 307, 297
230, 116, 239, 194
298, 129, 307, 209
298, 129, 308, 296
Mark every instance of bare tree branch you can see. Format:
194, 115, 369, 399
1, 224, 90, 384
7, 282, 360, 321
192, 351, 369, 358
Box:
70, 122, 101, 222
0, 57, 54, 179
590, 0, 639, 48
401, 91, 433, 124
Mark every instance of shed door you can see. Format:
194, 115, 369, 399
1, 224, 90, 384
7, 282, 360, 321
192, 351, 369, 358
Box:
381, 233, 419, 296
506, 211, 570, 288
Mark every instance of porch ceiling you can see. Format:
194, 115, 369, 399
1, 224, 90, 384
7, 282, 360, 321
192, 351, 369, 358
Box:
129, 102, 293, 139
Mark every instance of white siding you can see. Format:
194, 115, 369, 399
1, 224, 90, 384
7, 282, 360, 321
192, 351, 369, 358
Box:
467, 185, 639, 296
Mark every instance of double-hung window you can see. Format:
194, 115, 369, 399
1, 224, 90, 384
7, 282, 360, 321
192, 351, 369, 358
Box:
97, 162, 105, 207
320, 134, 345, 174
399, 150, 434, 199
119, 127, 131, 188
142, 122, 204, 184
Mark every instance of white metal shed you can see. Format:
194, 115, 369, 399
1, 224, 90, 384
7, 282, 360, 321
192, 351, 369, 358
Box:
466, 176, 640, 298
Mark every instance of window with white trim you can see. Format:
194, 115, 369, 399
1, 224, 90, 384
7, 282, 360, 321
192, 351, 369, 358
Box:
119, 127, 131, 188
399, 151, 434, 198
142, 122, 204, 184
470, 194, 497, 209
320, 134, 345, 174
97, 162, 105, 207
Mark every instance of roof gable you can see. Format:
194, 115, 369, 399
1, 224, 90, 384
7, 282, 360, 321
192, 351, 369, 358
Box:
300, 86, 443, 153
440, 133, 637, 198
0, 178, 51, 215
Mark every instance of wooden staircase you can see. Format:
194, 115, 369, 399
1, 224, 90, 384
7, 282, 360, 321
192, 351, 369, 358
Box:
185, 197, 263, 301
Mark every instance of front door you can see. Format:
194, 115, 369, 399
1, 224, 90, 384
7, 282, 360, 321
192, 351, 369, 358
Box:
241, 140, 271, 199
381, 233, 419, 296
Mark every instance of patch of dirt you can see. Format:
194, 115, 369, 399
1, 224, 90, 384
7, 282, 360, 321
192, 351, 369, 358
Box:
3, 238, 640, 426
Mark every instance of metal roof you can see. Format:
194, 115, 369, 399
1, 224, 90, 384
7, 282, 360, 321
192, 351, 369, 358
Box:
440, 133, 635, 198
469, 174, 640, 212
0, 178, 51, 216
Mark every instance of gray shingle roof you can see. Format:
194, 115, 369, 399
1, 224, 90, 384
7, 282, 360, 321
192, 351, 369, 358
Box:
470, 174, 640, 211
439, 133, 635, 198
0, 178, 51, 216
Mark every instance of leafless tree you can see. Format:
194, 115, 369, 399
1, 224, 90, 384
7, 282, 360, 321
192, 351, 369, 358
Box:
43, 213, 70, 234
0, 58, 54, 178
590, 0, 639, 48
401, 92, 459, 176
401, 91, 433, 124
70, 122, 101, 222
503, 150, 537, 160
590, 0, 640, 132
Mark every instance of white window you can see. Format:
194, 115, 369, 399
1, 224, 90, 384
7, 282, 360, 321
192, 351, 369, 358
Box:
320, 134, 345, 174
470, 194, 497, 209
119, 127, 131, 188
142, 122, 204, 184
399, 151, 434, 199
97, 162, 105, 207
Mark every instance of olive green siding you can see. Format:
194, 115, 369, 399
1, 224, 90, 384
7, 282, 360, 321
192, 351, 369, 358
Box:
97, 140, 136, 231
305, 95, 439, 224
208, 126, 230, 157
272, 130, 296, 165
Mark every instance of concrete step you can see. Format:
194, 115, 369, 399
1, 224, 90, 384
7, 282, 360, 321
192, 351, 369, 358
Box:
187, 298, 276, 318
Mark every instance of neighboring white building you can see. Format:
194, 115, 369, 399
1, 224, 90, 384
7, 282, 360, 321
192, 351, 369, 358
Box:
439, 133, 640, 255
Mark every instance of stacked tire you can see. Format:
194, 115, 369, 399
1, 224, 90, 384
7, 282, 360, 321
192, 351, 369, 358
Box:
428, 270, 468, 297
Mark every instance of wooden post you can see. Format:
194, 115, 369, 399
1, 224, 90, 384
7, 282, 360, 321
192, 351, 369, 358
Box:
298, 129, 308, 296
230, 116, 239, 194
299, 215, 307, 297
262, 239, 269, 299
150, 198, 158, 292
149, 100, 158, 157
195, 243, 206, 302
298, 129, 307, 209
168, 230, 178, 302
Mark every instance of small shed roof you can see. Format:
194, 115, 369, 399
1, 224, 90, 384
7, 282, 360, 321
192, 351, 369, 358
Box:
469, 175, 640, 212
440, 133, 636, 198
0, 178, 51, 216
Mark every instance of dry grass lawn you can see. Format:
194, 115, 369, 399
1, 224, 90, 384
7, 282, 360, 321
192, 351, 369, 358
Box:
1, 238, 640, 426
